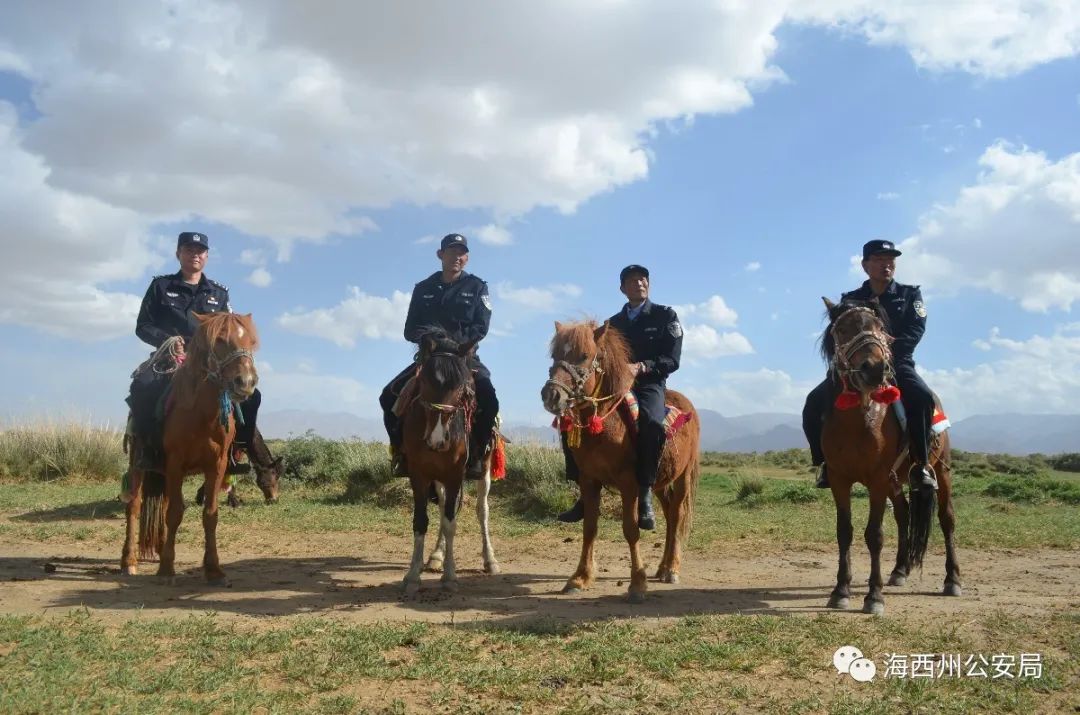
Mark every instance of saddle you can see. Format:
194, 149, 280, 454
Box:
619, 391, 693, 440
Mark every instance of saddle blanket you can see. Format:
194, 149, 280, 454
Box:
620, 392, 693, 439
931, 406, 950, 434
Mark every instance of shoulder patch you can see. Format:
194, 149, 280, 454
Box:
481, 293, 492, 310
669, 320, 683, 338
913, 300, 927, 318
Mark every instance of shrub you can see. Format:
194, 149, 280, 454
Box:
0, 421, 125, 481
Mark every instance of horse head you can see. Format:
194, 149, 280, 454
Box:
542, 319, 632, 416
821, 297, 893, 395
415, 328, 475, 452
191, 312, 260, 401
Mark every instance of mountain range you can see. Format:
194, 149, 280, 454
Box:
258, 409, 1080, 455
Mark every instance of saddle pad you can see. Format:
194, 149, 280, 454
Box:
621, 391, 693, 439
931, 406, 951, 434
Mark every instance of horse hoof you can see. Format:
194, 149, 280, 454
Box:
206, 575, 230, 587
887, 573, 907, 587
120, 565, 137, 576
561, 584, 583, 595
425, 559, 444, 573
827, 595, 850, 610
483, 562, 501, 576
159, 575, 177, 586
943, 582, 963, 597
627, 590, 647, 604
441, 579, 459, 593
656, 571, 679, 584
401, 580, 420, 598
862, 599, 885, 616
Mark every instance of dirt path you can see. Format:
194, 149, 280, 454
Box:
1, 530, 1076, 626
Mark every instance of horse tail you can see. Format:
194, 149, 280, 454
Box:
138, 472, 167, 560
677, 458, 700, 543
905, 481, 937, 572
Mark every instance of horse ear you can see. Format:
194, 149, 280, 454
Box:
458, 338, 478, 356
822, 297, 837, 311
554, 320, 563, 333
194, 312, 210, 324
593, 320, 609, 341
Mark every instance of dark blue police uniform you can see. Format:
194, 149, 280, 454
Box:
802, 240, 935, 486
379, 235, 498, 475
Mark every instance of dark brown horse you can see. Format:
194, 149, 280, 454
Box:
194, 428, 283, 507
120, 312, 260, 584
820, 298, 960, 615
541, 320, 700, 603
399, 329, 498, 596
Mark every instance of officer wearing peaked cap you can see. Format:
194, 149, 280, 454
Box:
128, 231, 261, 472
802, 239, 938, 491
559, 263, 683, 531
379, 233, 499, 480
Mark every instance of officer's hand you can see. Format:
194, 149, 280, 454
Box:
628, 362, 643, 377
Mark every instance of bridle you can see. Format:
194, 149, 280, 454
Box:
829, 306, 894, 386
206, 345, 256, 395
544, 356, 604, 407
416, 350, 475, 437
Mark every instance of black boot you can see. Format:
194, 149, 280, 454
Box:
814, 463, 830, 489
909, 463, 938, 491
637, 485, 655, 531
558, 498, 585, 523
465, 437, 487, 480
391, 445, 408, 478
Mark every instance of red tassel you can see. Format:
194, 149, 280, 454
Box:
587, 415, 604, 435
559, 415, 573, 433
871, 385, 902, 404
491, 438, 506, 480
834, 391, 861, 410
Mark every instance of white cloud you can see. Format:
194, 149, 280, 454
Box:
494, 282, 583, 309
239, 249, 265, 266
258, 362, 372, 413
277, 287, 412, 347
414, 234, 438, 245
685, 368, 814, 415
681, 325, 754, 362
889, 142, 1080, 312
922, 325, 1080, 419
673, 295, 739, 327
973, 117, 982, 129
876, 191, 900, 200
473, 224, 513, 246
745, 261, 762, 272
0, 104, 154, 340
788, 1, 1080, 78
247, 267, 272, 287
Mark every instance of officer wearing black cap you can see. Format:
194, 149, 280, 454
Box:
129, 231, 260, 470
558, 263, 683, 530
379, 233, 498, 480
802, 239, 938, 490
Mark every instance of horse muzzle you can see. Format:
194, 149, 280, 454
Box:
541, 381, 571, 415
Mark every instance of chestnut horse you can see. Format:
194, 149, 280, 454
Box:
541, 320, 700, 603
120, 312, 259, 584
820, 298, 960, 615
400, 329, 499, 596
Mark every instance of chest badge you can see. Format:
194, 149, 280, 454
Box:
165, 291, 179, 298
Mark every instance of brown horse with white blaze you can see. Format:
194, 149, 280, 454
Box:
120, 312, 259, 585
400, 329, 499, 597
542, 320, 700, 603
820, 298, 960, 616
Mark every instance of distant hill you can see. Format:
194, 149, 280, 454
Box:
258, 409, 1080, 455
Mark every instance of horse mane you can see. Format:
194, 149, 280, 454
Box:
173, 313, 259, 403
819, 299, 890, 362
550, 320, 635, 396
418, 326, 472, 395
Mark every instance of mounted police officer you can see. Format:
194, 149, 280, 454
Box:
558, 264, 683, 531
128, 231, 260, 471
379, 233, 498, 480
802, 239, 938, 491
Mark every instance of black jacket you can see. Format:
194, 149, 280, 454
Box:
136, 272, 231, 348
842, 280, 926, 364
608, 300, 683, 384
403, 271, 491, 347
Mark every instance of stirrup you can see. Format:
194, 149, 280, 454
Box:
909, 463, 938, 491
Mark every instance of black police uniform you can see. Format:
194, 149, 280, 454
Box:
802, 279, 933, 467
562, 299, 684, 490
128, 236, 260, 450
379, 269, 498, 467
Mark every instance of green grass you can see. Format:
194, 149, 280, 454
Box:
0, 610, 1074, 714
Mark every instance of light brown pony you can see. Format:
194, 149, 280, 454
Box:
541, 320, 700, 603
400, 329, 499, 597
820, 298, 960, 616
120, 312, 259, 584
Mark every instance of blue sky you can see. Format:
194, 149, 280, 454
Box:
1, 3, 1079, 428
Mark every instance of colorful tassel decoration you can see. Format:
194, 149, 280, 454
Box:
834, 391, 861, 410
871, 385, 902, 404
491, 437, 507, 480
587, 415, 604, 435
